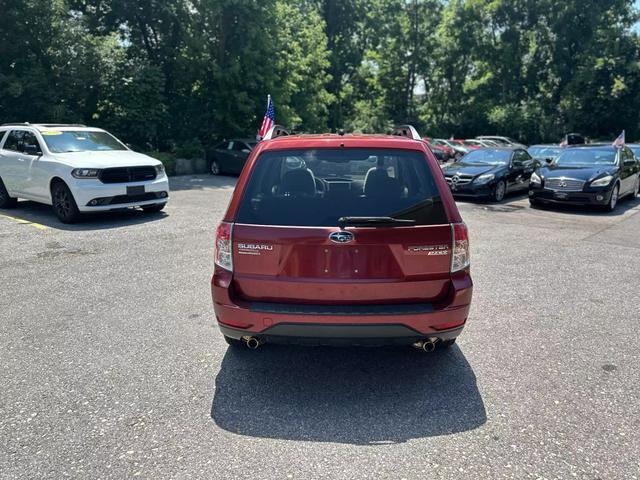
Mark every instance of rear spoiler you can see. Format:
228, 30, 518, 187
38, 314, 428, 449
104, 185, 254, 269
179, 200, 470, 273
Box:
262, 124, 422, 141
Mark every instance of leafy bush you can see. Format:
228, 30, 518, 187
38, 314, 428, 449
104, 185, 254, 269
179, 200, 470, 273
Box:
174, 140, 204, 159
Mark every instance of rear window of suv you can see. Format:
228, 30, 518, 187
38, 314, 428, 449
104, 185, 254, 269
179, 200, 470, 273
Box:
236, 148, 448, 227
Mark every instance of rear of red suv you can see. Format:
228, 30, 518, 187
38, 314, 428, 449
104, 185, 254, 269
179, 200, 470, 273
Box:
211, 130, 472, 351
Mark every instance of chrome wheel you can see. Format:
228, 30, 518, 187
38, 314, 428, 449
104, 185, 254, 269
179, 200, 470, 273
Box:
633, 175, 640, 198
607, 184, 619, 211
493, 180, 506, 202
210, 160, 221, 175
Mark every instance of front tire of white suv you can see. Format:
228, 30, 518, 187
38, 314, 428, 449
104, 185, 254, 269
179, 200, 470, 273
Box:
0, 178, 18, 208
51, 181, 81, 224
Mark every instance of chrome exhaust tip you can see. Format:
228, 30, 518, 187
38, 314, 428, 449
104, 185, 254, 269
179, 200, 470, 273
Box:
244, 337, 261, 350
413, 337, 439, 353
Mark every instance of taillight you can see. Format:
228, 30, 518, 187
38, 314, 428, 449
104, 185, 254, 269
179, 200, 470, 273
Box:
215, 222, 233, 272
450, 222, 470, 273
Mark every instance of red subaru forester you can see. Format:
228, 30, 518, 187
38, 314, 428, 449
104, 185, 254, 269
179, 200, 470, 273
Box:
211, 126, 472, 351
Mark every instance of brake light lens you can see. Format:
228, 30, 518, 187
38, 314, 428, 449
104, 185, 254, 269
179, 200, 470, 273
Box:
215, 222, 233, 271
451, 222, 470, 273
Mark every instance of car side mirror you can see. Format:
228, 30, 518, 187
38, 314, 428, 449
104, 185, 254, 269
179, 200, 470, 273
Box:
545, 158, 554, 164
23, 144, 41, 156
512, 160, 523, 168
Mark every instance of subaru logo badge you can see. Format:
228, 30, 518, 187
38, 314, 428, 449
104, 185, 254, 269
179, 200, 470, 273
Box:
329, 231, 354, 244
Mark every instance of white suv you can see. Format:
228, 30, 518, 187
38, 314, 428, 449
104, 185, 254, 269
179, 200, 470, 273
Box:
0, 123, 169, 223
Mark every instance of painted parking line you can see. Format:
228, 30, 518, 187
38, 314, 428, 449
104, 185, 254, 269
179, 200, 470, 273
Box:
0, 213, 48, 231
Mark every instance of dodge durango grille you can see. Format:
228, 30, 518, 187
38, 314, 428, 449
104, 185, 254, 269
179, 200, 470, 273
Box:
99, 166, 157, 184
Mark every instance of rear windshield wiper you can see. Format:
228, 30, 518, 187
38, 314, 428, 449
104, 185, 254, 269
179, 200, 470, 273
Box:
338, 216, 416, 228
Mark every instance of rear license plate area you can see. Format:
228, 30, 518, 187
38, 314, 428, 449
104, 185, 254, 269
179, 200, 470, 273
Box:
127, 185, 145, 196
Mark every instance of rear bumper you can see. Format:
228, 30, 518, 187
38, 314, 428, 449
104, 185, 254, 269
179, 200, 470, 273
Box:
211, 268, 472, 345
218, 322, 464, 346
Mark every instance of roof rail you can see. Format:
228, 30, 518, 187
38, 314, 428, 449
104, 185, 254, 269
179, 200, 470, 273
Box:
38, 123, 87, 128
0, 123, 87, 128
262, 124, 290, 141
392, 125, 422, 141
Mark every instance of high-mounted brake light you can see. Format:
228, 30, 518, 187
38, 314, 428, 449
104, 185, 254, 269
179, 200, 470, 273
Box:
215, 222, 233, 272
451, 222, 470, 273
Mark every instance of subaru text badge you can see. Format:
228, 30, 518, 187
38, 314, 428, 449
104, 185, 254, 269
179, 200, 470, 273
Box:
329, 231, 354, 244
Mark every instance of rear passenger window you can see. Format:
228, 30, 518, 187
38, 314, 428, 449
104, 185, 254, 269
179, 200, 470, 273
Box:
236, 148, 448, 227
3, 130, 25, 152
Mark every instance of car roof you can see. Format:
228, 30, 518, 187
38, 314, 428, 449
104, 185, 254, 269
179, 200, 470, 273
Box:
258, 134, 428, 152
0, 123, 103, 132
470, 146, 518, 151
220, 138, 257, 144
565, 143, 615, 149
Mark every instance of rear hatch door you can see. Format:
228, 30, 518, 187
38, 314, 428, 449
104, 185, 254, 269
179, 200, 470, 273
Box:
232, 147, 452, 305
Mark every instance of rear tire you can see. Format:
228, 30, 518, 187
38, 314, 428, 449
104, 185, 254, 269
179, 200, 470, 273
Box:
51, 181, 81, 223
0, 178, 18, 208
632, 175, 639, 198
141, 203, 166, 213
529, 199, 543, 208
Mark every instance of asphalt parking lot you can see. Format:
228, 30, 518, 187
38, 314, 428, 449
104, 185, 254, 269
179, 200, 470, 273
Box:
1, 175, 639, 479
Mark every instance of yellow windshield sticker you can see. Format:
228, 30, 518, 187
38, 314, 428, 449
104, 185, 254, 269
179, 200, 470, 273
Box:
41, 131, 63, 136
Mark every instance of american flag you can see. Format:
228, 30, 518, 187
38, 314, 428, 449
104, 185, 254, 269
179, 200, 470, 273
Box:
612, 130, 625, 148
258, 95, 275, 139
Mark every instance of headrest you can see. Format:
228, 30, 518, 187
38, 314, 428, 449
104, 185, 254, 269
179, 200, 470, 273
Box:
280, 168, 316, 196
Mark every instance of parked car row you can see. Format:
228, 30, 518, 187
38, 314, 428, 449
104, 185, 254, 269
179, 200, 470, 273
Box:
439, 143, 640, 211
423, 136, 527, 162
